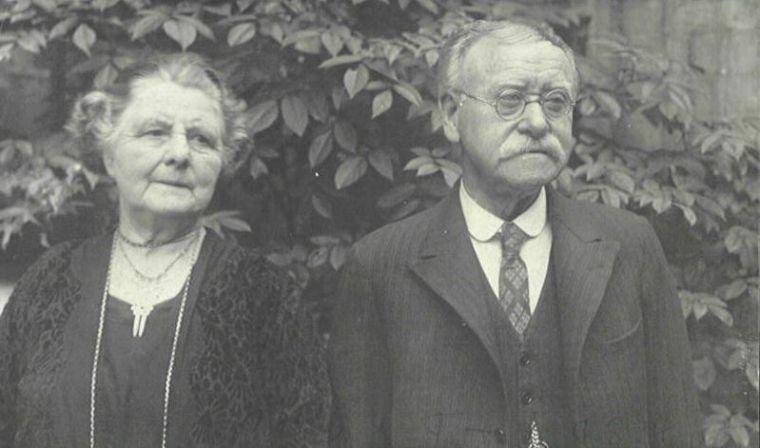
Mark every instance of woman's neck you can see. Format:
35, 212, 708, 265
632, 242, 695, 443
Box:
118, 205, 201, 247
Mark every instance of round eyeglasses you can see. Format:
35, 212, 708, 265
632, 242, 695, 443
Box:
457, 89, 576, 121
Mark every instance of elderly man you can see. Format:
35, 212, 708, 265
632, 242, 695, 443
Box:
328, 19, 702, 448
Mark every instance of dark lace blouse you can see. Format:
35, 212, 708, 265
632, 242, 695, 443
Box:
98, 294, 179, 447
0, 232, 329, 448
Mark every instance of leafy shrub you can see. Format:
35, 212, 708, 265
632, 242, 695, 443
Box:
0, 1, 757, 445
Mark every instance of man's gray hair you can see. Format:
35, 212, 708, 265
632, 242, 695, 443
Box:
437, 18, 580, 97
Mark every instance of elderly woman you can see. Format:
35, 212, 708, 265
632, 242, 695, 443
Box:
0, 53, 329, 447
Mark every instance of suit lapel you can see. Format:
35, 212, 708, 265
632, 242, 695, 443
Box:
548, 190, 620, 382
409, 192, 502, 372
408, 188, 622, 385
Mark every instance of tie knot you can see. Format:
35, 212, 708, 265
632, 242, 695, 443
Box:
500, 222, 529, 256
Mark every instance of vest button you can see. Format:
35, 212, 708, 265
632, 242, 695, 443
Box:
494, 428, 507, 444
519, 351, 532, 367
521, 390, 534, 405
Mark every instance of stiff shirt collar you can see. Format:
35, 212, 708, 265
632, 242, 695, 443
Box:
459, 183, 547, 242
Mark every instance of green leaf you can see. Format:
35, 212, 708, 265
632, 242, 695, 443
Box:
72, 24, 96, 57
281, 95, 309, 137
131, 12, 167, 40
344, 65, 369, 99
410, 146, 431, 157
719, 280, 747, 301
282, 29, 322, 46
237, 0, 255, 12
707, 304, 734, 326
311, 194, 333, 219
249, 156, 268, 179
247, 101, 279, 134
607, 170, 635, 193
334, 120, 357, 152
335, 156, 368, 189
675, 204, 697, 226
92, 0, 119, 11
424, 49, 439, 67
393, 82, 422, 106
371, 90, 393, 119
415, 0, 439, 14
201, 210, 251, 236
295, 36, 322, 54
318, 54, 365, 69
369, 150, 393, 180
0, 44, 13, 62
308, 131, 333, 168
163, 19, 196, 50
321, 31, 343, 57
728, 426, 750, 447
204, 4, 231, 16
32, 0, 56, 12
227, 22, 256, 46
416, 163, 440, 177
403, 156, 434, 171
330, 245, 347, 270
93, 63, 118, 88
49, 17, 79, 40
593, 90, 622, 119
437, 159, 463, 187
303, 92, 329, 122
178, 16, 215, 41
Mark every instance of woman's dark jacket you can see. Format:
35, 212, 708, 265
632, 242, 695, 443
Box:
0, 232, 330, 447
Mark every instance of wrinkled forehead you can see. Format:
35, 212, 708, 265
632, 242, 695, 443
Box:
461, 33, 577, 95
117, 78, 224, 133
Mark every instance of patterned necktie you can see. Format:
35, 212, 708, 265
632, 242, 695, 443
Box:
498, 221, 531, 339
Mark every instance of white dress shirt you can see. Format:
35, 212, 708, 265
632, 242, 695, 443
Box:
459, 184, 552, 313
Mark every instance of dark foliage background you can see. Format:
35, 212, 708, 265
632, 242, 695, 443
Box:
0, 1, 757, 445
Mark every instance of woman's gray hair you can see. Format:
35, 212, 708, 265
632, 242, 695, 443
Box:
66, 52, 248, 175
437, 18, 580, 97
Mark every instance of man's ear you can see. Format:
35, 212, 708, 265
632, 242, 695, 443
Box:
102, 144, 116, 177
439, 93, 460, 143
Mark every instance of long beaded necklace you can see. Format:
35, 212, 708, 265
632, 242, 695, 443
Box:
90, 229, 204, 448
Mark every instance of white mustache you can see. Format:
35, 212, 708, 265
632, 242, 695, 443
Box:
497, 135, 563, 158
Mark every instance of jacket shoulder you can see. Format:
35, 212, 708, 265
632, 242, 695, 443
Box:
351, 199, 442, 266
555, 195, 653, 241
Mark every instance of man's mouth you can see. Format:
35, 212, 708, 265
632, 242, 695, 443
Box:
155, 180, 190, 188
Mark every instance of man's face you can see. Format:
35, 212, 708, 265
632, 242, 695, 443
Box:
451, 37, 575, 196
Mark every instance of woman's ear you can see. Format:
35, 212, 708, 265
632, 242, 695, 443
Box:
439, 93, 460, 143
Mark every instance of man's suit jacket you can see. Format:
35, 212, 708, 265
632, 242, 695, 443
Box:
328, 188, 703, 447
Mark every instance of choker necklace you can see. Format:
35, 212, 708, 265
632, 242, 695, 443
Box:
118, 228, 199, 249
117, 231, 197, 283
90, 230, 203, 448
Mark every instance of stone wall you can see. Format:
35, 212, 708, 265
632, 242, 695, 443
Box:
582, 0, 760, 120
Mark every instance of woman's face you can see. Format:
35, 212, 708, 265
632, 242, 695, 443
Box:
104, 77, 225, 221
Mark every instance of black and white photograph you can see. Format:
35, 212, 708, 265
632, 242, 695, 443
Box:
1, 1, 758, 447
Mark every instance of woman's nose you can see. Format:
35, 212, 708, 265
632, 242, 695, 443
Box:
165, 132, 191, 166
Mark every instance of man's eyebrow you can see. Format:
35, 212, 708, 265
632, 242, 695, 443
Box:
490, 82, 527, 95
137, 117, 171, 128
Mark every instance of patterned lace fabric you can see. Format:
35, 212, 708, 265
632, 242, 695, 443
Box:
0, 235, 330, 447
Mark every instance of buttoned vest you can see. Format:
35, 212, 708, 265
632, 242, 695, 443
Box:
486, 262, 576, 447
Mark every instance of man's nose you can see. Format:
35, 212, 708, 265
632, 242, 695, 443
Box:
165, 132, 191, 167
516, 102, 549, 138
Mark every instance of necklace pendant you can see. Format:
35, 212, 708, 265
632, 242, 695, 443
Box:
131, 304, 154, 337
